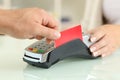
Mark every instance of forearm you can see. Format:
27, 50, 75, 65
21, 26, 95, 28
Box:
0, 9, 16, 34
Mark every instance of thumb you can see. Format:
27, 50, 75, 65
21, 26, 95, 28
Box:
86, 28, 96, 35
35, 25, 61, 40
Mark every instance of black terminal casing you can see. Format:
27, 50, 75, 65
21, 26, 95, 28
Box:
23, 39, 99, 68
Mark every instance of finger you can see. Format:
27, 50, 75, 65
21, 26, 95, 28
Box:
92, 46, 108, 57
87, 28, 105, 42
102, 46, 117, 57
90, 30, 105, 42
35, 35, 44, 40
87, 29, 96, 34
35, 25, 61, 40
90, 37, 107, 52
47, 16, 59, 30
101, 51, 113, 57
29, 37, 35, 39
46, 38, 52, 44
42, 12, 59, 30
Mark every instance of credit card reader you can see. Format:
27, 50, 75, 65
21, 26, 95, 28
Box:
23, 25, 99, 68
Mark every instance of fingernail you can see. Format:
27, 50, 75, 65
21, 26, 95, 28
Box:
90, 47, 96, 52
54, 32, 61, 39
91, 37, 96, 42
93, 52, 98, 57
102, 54, 106, 57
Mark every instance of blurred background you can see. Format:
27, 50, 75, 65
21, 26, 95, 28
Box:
1, 1, 120, 80
0, 0, 86, 30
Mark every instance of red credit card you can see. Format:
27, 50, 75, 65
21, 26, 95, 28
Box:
55, 25, 83, 47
